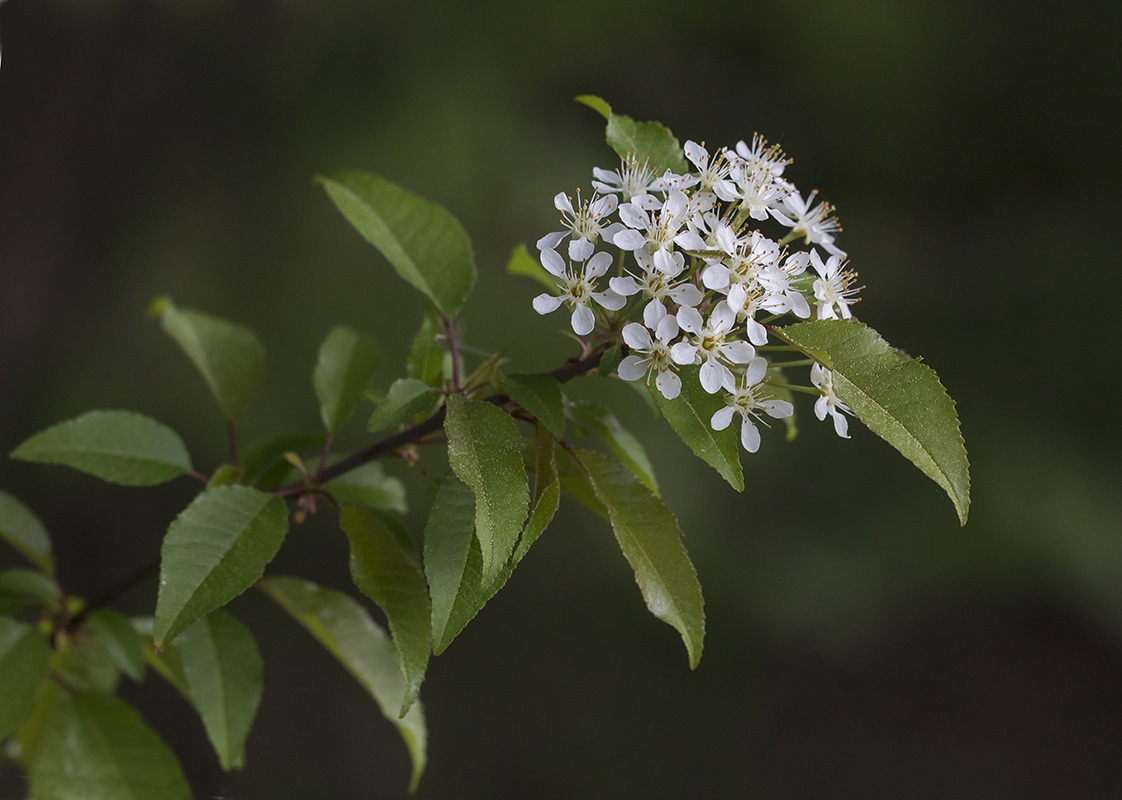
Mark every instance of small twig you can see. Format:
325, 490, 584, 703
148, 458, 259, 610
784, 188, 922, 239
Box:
316, 431, 334, 476
188, 469, 208, 484
443, 316, 462, 391
67, 559, 161, 631
226, 418, 240, 466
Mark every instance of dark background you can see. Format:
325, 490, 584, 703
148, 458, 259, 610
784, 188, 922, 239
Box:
2, 1, 1121, 797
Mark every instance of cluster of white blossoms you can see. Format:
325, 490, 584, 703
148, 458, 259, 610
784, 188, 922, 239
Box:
533, 135, 860, 453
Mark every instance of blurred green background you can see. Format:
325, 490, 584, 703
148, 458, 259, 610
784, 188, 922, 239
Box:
2, 0, 1121, 797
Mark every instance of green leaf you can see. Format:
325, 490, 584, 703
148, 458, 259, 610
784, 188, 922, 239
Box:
0, 617, 51, 740
175, 610, 263, 772
314, 326, 382, 432
576, 449, 705, 669
10, 410, 193, 487
423, 477, 483, 655
241, 433, 325, 488
774, 319, 971, 524
26, 691, 192, 800
207, 464, 244, 488
501, 372, 565, 440
154, 485, 289, 647
407, 304, 449, 388
575, 95, 689, 174
367, 378, 439, 433
152, 297, 265, 420
86, 609, 145, 682
0, 490, 54, 575
444, 395, 529, 589
598, 345, 623, 379
341, 507, 431, 716
0, 568, 61, 610
515, 422, 560, 565
132, 618, 190, 697
767, 365, 799, 442
505, 243, 557, 292
652, 365, 744, 491
326, 461, 407, 513
319, 171, 476, 318
569, 401, 659, 495
51, 631, 119, 693
258, 576, 426, 791
556, 446, 609, 521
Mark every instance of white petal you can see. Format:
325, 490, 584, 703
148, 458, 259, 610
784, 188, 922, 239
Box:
592, 166, 617, 183
622, 322, 652, 351
764, 399, 794, 419
554, 191, 575, 216
716, 224, 738, 255
721, 340, 755, 364
674, 231, 707, 251
699, 360, 727, 394
618, 203, 649, 230
601, 221, 627, 240
684, 140, 708, 169
726, 283, 748, 312
631, 193, 662, 211
702, 265, 731, 291
571, 304, 595, 335
831, 408, 851, 438
593, 290, 625, 311
670, 342, 698, 365
746, 318, 769, 346
656, 370, 682, 400
710, 406, 735, 431
789, 291, 811, 319
740, 419, 761, 453
815, 395, 828, 421
537, 231, 566, 251
671, 283, 704, 307
585, 251, 614, 278
591, 194, 618, 217
568, 237, 595, 262
653, 247, 677, 275
540, 248, 566, 277
613, 229, 648, 251
609, 276, 640, 296
663, 191, 688, 221
533, 293, 563, 315
617, 355, 648, 381
710, 302, 735, 333
676, 305, 704, 334
745, 356, 768, 386
643, 299, 667, 331
655, 313, 679, 343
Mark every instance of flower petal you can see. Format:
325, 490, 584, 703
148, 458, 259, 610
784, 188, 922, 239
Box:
740, 419, 761, 453
609, 276, 640, 296
593, 290, 625, 311
671, 283, 704, 307
656, 369, 682, 400
701, 265, 731, 291
568, 237, 595, 262
622, 322, 652, 351
571, 304, 595, 336
617, 355, 648, 382
554, 192, 575, 216
745, 356, 768, 386
721, 340, 755, 364
613, 229, 647, 251
537, 231, 567, 251
540, 248, 567, 277
618, 203, 649, 230
533, 293, 563, 315
655, 313, 679, 344
585, 251, 614, 278
710, 406, 735, 431
643, 299, 667, 331
670, 342, 698, 365
676, 305, 704, 334
763, 399, 794, 419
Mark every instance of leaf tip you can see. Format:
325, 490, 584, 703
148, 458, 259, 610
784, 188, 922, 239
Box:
575, 94, 612, 120
147, 295, 171, 320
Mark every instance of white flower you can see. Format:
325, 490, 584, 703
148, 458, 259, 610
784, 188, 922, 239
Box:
532, 250, 625, 336
701, 226, 780, 295
757, 253, 812, 320
670, 303, 755, 393
724, 285, 770, 347
772, 190, 846, 258
683, 141, 738, 202
614, 190, 696, 274
733, 134, 791, 179
592, 154, 659, 201
608, 247, 703, 329
727, 160, 791, 222
811, 363, 852, 438
617, 309, 682, 400
810, 249, 859, 320
537, 191, 626, 262
710, 357, 794, 452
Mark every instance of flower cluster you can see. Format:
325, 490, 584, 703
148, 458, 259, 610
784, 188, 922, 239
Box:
533, 135, 860, 452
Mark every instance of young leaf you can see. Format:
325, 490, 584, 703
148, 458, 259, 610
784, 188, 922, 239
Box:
26, 691, 192, 800
569, 401, 659, 495
175, 610, 263, 772
314, 326, 382, 432
444, 395, 529, 589
501, 372, 565, 440
367, 378, 439, 433
51, 631, 119, 693
0, 490, 54, 575
340, 507, 431, 716
576, 449, 705, 669
575, 95, 690, 174
154, 485, 289, 647
774, 319, 971, 524
505, 243, 557, 292
258, 576, 426, 791
10, 410, 193, 487
0, 568, 61, 610
318, 171, 476, 318
0, 617, 51, 740
325, 461, 407, 513
152, 297, 265, 420
407, 304, 449, 388
652, 365, 744, 491
86, 609, 146, 682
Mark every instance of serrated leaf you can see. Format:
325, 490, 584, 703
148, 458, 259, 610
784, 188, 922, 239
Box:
0, 617, 51, 740
367, 378, 439, 433
26, 691, 192, 800
501, 372, 565, 440
569, 401, 659, 495
556, 446, 609, 521
314, 326, 382, 432
505, 243, 557, 292
775, 319, 970, 524
444, 395, 529, 589
86, 609, 145, 682
0, 568, 61, 610
153, 297, 265, 420
652, 365, 744, 491
319, 171, 476, 318
576, 449, 705, 669
575, 95, 689, 174
10, 410, 193, 487
154, 485, 289, 647
407, 304, 449, 388
326, 461, 407, 513
0, 490, 54, 575
175, 610, 263, 772
258, 576, 426, 791
341, 507, 431, 716
423, 477, 482, 655
515, 422, 560, 565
